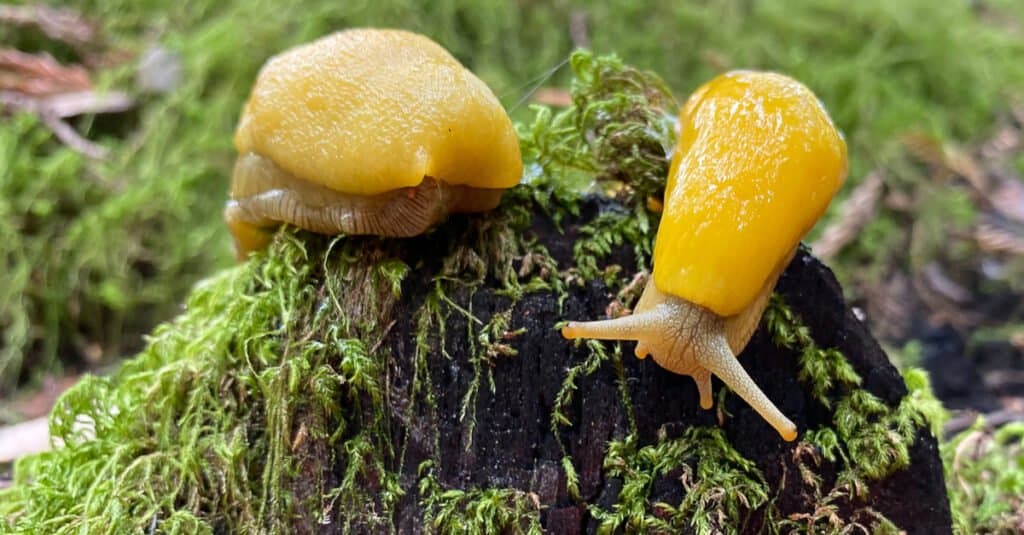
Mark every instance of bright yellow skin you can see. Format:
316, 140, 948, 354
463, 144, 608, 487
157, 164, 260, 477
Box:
226, 28, 522, 257
656, 71, 848, 315
562, 71, 848, 441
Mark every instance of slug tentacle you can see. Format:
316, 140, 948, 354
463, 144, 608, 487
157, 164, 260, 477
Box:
693, 369, 714, 410
695, 335, 798, 441
561, 314, 660, 342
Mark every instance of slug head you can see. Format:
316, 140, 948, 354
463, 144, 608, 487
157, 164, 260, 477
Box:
562, 265, 797, 442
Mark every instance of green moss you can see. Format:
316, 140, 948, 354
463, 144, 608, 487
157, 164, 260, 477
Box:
459, 308, 515, 448
418, 461, 543, 535
550, 340, 637, 444
763, 295, 947, 480
774, 456, 903, 535
518, 51, 677, 198
943, 421, 1024, 534
0, 232, 405, 532
519, 50, 672, 296
572, 210, 656, 282
590, 428, 769, 535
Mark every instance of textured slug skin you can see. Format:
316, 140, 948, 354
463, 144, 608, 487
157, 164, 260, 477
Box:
653, 71, 848, 316
233, 28, 522, 196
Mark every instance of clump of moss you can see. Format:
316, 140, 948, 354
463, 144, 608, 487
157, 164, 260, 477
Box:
590, 428, 769, 534
763, 295, 946, 480
518, 50, 677, 200
0, 232, 406, 532
418, 461, 543, 535
520, 49, 674, 287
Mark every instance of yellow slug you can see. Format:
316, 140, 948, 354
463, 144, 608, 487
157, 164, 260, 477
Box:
225, 28, 522, 258
561, 70, 848, 441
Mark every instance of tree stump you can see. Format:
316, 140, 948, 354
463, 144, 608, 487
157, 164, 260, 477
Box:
367, 197, 952, 534
0, 194, 953, 534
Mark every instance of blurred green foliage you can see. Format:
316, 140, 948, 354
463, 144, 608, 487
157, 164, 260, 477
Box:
0, 233, 401, 532
944, 421, 1024, 534
3, 0, 1024, 395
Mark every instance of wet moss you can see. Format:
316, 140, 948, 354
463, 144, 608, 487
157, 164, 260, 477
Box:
589, 428, 770, 534
764, 296, 946, 481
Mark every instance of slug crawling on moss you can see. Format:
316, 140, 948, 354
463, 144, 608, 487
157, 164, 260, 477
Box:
225, 28, 522, 258
562, 71, 848, 441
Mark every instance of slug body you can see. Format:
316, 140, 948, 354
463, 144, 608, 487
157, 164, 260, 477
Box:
562, 71, 848, 441
225, 29, 522, 257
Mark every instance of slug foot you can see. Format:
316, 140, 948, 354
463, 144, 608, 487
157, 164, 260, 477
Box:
225, 153, 505, 258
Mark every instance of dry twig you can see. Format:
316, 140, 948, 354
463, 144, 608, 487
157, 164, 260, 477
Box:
0, 48, 90, 95
531, 87, 572, 107
42, 89, 135, 118
0, 89, 114, 159
569, 10, 590, 49
0, 48, 134, 160
944, 408, 1024, 436
0, 4, 98, 53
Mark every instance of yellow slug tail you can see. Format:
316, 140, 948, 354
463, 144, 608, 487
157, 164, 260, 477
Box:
224, 203, 274, 260
696, 335, 798, 441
